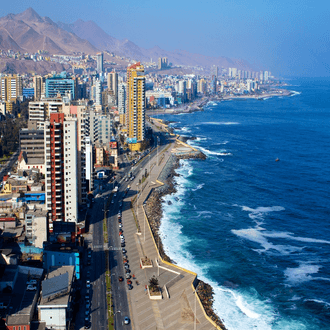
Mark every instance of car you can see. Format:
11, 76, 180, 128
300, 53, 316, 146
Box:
127, 284, 133, 290
27, 280, 37, 285
121, 242, 125, 247
124, 264, 129, 270
84, 321, 91, 329
26, 285, 37, 291
85, 310, 89, 317
124, 316, 130, 325
118, 276, 124, 282
84, 316, 89, 322
123, 254, 127, 260
86, 280, 91, 288
120, 234, 124, 240
119, 223, 123, 229
85, 300, 90, 309
119, 202, 122, 207
114, 193, 117, 197
122, 248, 127, 253
125, 177, 129, 182
125, 273, 131, 279
111, 200, 114, 204
130, 176, 134, 181
125, 268, 130, 274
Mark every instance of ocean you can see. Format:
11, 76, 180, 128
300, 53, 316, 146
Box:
157, 78, 330, 330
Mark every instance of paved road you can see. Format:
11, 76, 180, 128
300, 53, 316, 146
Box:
107, 187, 132, 330
88, 196, 108, 330
0, 150, 19, 181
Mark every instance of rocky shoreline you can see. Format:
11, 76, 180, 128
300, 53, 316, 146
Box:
144, 153, 227, 330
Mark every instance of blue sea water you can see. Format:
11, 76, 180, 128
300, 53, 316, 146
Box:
157, 78, 330, 330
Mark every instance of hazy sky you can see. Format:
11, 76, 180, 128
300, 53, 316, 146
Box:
1, 0, 330, 77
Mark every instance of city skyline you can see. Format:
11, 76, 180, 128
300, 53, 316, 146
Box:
0, 0, 329, 77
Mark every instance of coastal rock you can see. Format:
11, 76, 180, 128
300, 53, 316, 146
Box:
196, 280, 227, 329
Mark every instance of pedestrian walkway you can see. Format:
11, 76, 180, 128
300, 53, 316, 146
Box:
121, 142, 217, 330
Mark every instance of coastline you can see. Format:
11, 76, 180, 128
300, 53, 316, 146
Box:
144, 152, 227, 330
144, 88, 295, 329
147, 88, 294, 117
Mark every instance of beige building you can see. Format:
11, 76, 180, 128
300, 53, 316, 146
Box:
127, 62, 146, 151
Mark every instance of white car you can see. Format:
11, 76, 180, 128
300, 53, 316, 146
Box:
120, 234, 124, 240
27, 285, 37, 291
27, 280, 37, 285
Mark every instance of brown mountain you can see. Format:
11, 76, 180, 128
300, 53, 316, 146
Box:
0, 8, 98, 54
58, 18, 254, 70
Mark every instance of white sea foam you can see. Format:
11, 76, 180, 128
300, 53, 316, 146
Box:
193, 145, 232, 157
290, 91, 301, 96
193, 136, 208, 142
159, 163, 309, 330
232, 228, 304, 255
196, 210, 213, 218
304, 299, 330, 308
181, 126, 191, 133
198, 121, 240, 126
284, 264, 322, 285
207, 101, 218, 106
192, 183, 204, 191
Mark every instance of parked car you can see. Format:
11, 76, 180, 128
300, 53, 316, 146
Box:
124, 264, 129, 270
119, 223, 123, 229
121, 242, 125, 247
127, 284, 133, 290
125, 273, 131, 279
118, 276, 124, 282
85, 300, 90, 309
120, 234, 124, 240
26, 285, 37, 291
122, 248, 127, 253
86, 280, 91, 288
27, 280, 37, 285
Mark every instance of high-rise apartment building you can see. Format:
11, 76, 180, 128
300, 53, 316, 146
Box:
44, 113, 78, 231
158, 57, 168, 70
107, 72, 118, 104
118, 83, 126, 125
33, 76, 45, 101
95, 79, 102, 106
1, 75, 23, 112
29, 98, 64, 128
97, 52, 104, 73
127, 62, 146, 151
45, 72, 75, 99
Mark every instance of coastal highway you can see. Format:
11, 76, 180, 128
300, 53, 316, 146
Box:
107, 187, 132, 330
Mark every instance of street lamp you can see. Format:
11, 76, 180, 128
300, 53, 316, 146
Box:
114, 310, 121, 329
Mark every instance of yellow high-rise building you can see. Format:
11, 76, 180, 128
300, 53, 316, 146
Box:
1, 74, 23, 113
127, 62, 146, 151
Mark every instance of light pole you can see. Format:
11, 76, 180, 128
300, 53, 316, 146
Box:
148, 153, 151, 179
158, 234, 160, 276
156, 136, 159, 166
114, 310, 121, 329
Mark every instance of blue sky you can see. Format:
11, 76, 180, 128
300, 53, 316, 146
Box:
1, 0, 330, 77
